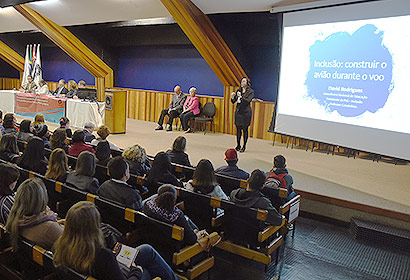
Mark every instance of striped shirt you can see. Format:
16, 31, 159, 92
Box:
0, 194, 15, 225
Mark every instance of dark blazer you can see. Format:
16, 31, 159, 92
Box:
168, 93, 187, 114
166, 149, 191, 167
53, 86, 68, 96
231, 87, 254, 127
98, 179, 142, 210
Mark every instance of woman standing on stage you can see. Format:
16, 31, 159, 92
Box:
231, 77, 254, 153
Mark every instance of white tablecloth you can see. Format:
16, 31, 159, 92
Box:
0, 90, 16, 114
66, 99, 105, 129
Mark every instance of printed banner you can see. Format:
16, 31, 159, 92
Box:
15, 92, 66, 123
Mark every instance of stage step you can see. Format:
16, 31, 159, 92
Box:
350, 218, 410, 252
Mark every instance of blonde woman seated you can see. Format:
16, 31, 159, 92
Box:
6, 178, 63, 251
45, 148, 70, 183
54, 201, 179, 280
66, 151, 99, 194
91, 125, 120, 151
122, 144, 151, 176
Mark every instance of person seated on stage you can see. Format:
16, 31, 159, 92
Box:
0, 163, 19, 224
17, 137, 48, 175
166, 136, 191, 167
67, 151, 99, 194
35, 79, 49, 95
6, 178, 63, 251
83, 122, 96, 143
68, 130, 95, 157
143, 184, 198, 245
179, 87, 200, 133
98, 156, 142, 210
53, 79, 68, 97
32, 113, 50, 148
155, 85, 186, 132
77, 80, 86, 89
0, 134, 20, 163
91, 125, 119, 151
146, 152, 182, 193
53, 201, 179, 280
230, 169, 284, 226
17, 119, 33, 142
66, 80, 78, 98
58, 116, 72, 138
2, 113, 18, 135
122, 144, 151, 176
50, 128, 69, 154
45, 148, 70, 183
264, 155, 296, 204
95, 141, 112, 166
19, 75, 37, 93
215, 148, 250, 180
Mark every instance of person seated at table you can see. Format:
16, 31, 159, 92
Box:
155, 85, 186, 132
67, 151, 99, 194
98, 156, 142, 210
32, 113, 50, 148
35, 79, 49, 95
215, 148, 249, 180
180, 87, 200, 133
2, 113, 18, 135
6, 178, 63, 251
83, 122, 96, 143
19, 75, 37, 93
53, 79, 68, 97
50, 128, 69, 154
95, 141, 112, 166
17, 119, 33, 142
91, 125, 119, 150
166, 136, 191, 167
66, 80, 78, 98
0, 134, 20, 163
122, 144, 151, 176
45, 148, 70, 183
78, 80, 86, 89
0, 163, 19, 224
58, 116, 72, 138
17, 136, 48, 175
146, 152, 182, 193
68, 130, 95, 157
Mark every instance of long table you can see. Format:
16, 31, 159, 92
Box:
0, 90, 105, 128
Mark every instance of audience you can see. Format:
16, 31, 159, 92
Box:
230, 169, 284, 226
95, 140, 112, 166
17, 136, 48, 175
32, 114, 50, 148
91, 125, 119, 150
166, 136, 191, 167
146, 152, 182, 193
0, 134, 20, 163
68, 130, 95, 157
215, 148, 249, 180
3, 113, 18, 135
58, 116, 72, 138
17, 119, 33, 142
0, 110, 4, 135
66, 151, 99, 194
0, 163, 19, 224
264, 155, 296, 202
83, 122, 96, 143
45, 148, 70, 183
6, 178, 63, 251
50, 128, 69, 153
35, 79, 49, 95
66, 80, 78, 98
122, 144, 151, 176
98, 156, 142, 210
53, 79, 68, 97
53, 201, 178, 280
180, 87, 200, 133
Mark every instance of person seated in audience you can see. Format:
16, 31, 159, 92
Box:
144, 184, 198, 245
0, 163, 19, 224
215, 148, 249, 180
66, 80, 78, 98
58, 116, 72, 138
32, 113, 50, 148
91, 125, 119, 150
17, 119, 33, 142
17, 136, 48, 175
83, 122, 96, 143
50, 128, 69, 153
53, 201, 178, 280
19, 75, 37, 93
230, 169, 284, 226
45, 148, 70, 183
66, 151, 99, 194
155, 85, 186, 132
2, 113, 18, 135
180, 87, 200, 133
264, 155, 296, 202
146, 152, 182, 193
0, 110, 4, 135
0, 134, 20, 163
98, 156, 142, 210
77, 80, 86, 89
166, 136, 191, 167
68, 130, 95, 157
95, 140, 112, 166
122, 144, 151, 176
6, 178, 63, 251
53, 79, 68, 97
35, 79, 49, 95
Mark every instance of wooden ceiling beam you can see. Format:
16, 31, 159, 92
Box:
0, 40, 24, 73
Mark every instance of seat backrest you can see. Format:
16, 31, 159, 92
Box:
201, 102, 216, 117
216, 173, 248, 196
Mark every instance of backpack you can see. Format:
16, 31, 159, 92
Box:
266, 171, 287, 189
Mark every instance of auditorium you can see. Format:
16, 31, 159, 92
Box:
0, 0, 409, 279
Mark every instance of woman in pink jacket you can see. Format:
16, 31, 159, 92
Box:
180, 87, 200, 133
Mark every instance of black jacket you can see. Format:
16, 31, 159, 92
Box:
98, 179, 142, 210
166, 149, 191, 167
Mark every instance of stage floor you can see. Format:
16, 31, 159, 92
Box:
25, 116, 410, 216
